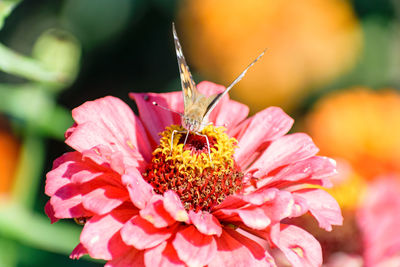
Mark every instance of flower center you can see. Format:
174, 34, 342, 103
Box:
143, 125, 244, 212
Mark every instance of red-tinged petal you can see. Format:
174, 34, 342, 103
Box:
130, 92, 182, 144
70, 243, 87, 259
225, 228, 276, 266
247, 133, 319, 179
290, 194, 310, 218
120, 216, 174, 250
189, 210, 222, 236
213, 195, 248, 211
144, 242, 186, 267
140, 195, 176, 228
216, 207, 271, 230
105, 248, 145, 267
237, 207, 272, 230
44, 201, 58, 223
82, 185, 128, 215
45, 151, 119, 197
81, 207, 136, 260
50, 183, 91, 219
122, 170, 154, 209
232, 107, 294, 169
241, 188, 279, 206
81, 145, 128, 175
271, 224, 322, 267
217, 100, 249, 133
172, 225, 217, 267
262, 190, 294, 222
196, 81, 249, 129
45, 152, 82, 196
293, 189, 343, 231
163, 191, 189, 223
267, 156, 336, 188
66, 96, 152, 164
209, 229, 272, 267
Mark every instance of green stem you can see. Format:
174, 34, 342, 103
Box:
0, 84, 73, 140
11, 133, 45, 209
0, 43, 66, 86
0, 0, 21, 30
0, 238, 17, 267
0, 203, 81, 255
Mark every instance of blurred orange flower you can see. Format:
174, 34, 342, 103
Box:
302, 87, 400, 265
177, 0, 362, 112
0, 117, 20, 194
305, 88, 400, 181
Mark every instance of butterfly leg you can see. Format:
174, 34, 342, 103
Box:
194, 132, 213, 165
170, 130, 189, 155
182, 130, 190, 149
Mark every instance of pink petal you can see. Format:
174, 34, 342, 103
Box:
259, 190, 294, 223
120, 215, 174, 250
357, 177, 400, 266
172, 225, 217, 267
44, 201, 58, 223
140, 195, 176, 228
163, 191, 189, 223
247, 133, 319, 179
105, 249, 145, 267
215, 207, 271, 230
70, 243, 88, 259
293, 189, 343, 231
80, 207, 135, 260
232, 107, 294, 169
189, 210, 222, 236
196, 81, 225, 95
49, 183, 91, 219
80, 145, 127, 175
216, 100, 249, 132
45, 152, 82, 196
144, 242, 186, 267
122, 170, 154, 209
130, 91, 182, 144
82, 184, 128, 215
241, 188, 279, 206
208, 229, 272, 267
66, 96, 152, 165
196, 81, 249, 129
271, 224, 322, 267
268, 156, 336, 188
226, 228, 275, 265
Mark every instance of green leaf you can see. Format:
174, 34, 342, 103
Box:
0, 0, 21, 30
0, 203, 81, 255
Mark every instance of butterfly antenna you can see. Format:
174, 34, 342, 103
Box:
225, 48, 267, 93
152, 101, 184, 116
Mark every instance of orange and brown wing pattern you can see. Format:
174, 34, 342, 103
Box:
172, 23, 199, 110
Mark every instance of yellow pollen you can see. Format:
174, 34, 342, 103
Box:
154, 125, 237, 177
126, 140, 135, 150
292, 246, 304, 258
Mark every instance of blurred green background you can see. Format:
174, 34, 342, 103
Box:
0, 0, 398, 266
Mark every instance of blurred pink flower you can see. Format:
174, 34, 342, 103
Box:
357, 177, 400, 267
321, 176, 400, 267
45, 81, 342, 266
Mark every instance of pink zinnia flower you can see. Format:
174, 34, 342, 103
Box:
45, 81, 342, 266
357, 176, 400, 267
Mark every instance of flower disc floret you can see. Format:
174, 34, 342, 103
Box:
144, 124, 243, 212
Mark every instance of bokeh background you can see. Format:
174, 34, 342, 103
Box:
0, 0, 399, 266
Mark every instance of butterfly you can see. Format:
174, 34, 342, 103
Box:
156, 23, 266, 162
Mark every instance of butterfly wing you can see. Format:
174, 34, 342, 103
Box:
203, 49, 267, 119
172, 23, 199, 111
